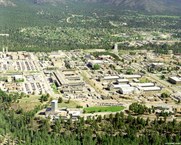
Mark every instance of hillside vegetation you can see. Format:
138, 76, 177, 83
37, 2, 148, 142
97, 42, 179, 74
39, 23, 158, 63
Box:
0, 0, 181, 52
0, 90, 181, 144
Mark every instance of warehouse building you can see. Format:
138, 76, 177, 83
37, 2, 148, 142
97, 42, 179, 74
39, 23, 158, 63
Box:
138, 86, 161, 92
120, 74, 142, 79
168, 76, 181, 84
130, 83, 155, 87
119, 86, 136, 94
116, 79, 129, 83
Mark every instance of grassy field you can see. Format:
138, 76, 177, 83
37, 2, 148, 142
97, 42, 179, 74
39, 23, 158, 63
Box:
140, 77, 150, 83
84, 106, 125, 113
15, 95, 41, 111
58, 100, 79, 108
51, 83, 59, 94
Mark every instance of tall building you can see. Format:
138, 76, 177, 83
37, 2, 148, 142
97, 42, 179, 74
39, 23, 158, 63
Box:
51, 100, 58, 112
114, 43, 118, 53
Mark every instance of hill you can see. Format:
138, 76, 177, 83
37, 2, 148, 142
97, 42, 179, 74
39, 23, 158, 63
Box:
80, 0, 181, 14
30, 0, 181, 14
2, 0, 181, 14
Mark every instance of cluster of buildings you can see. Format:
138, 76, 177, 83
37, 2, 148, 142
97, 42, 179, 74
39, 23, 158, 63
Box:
45, 100, 82, 121
0, 50, 51, 95
169, 76, 181, 85
53, 70, 85, 93
0, 51, 38, 72
0, 48, 180, 121
103, 74, 161, 95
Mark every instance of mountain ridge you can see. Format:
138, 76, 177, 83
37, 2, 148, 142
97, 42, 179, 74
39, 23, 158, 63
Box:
1, 0, 181, 14
79, 0, 181, 13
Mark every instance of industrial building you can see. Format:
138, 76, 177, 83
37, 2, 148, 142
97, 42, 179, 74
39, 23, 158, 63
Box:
103, 76, 119, 80
53, 70, 85, 93
138, 86, 161, 92
87, 60, 109, 68
120, 74, 142, 79
116, 79, 129, 83
130, 83, 155, 87
112, 84, 131, 89
168, 76, 181, 84
119, 86, 136, 94
45, 100, 82, 121
51, 100, 58, 112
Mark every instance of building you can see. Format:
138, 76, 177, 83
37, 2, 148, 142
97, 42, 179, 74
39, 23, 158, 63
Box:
51, 100, 58, 112
154, 105, 174, 114
87, 60, 109, 68
45, 100, 82, 121
68, 110, 82, 120
138, 86, 161, 92
103, 76, 119, 81
53, 70, 85, 93
168, 76, 181, 84
113, 84, 130, 88
130, 83, 155, 87
151, 63, 164, 68
171, 92, 181, 102
119, 86, 136, 94
13, 74, 24, 81
110, 84, 130, 90
121, 74, 142, 79
116, 79, 129, 83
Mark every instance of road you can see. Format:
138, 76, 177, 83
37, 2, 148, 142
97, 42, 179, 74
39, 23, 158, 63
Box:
80, 70, 108, 96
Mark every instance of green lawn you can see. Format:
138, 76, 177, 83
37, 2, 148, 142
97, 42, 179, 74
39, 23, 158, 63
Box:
51, 83, 59, 94
84, 106, 125, 113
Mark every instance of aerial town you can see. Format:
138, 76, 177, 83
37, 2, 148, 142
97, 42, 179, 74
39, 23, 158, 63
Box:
0, 47, 180, 122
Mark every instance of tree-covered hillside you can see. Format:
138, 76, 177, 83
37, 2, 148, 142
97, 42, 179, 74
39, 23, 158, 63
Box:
0, 0, 181, 52
0, 90, 181, 144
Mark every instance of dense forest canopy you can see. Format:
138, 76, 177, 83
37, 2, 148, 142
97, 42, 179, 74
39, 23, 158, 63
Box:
0, 90, 181, 144
0, 0, 181, 52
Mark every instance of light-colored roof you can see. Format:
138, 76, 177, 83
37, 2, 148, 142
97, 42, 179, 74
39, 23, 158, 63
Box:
121, 74, 141, 79
51, 100, 58, 103
89, 60, 104, 64
169, 76, 181, 82
120, 86, 135, 94
113, 84, 130, 88
117, 79, 129, 82
69, 111, 81, 116
104, 76, 119, 80
138, 86, 161, 91
130, 83, 154, 87
152, 63, 164, 65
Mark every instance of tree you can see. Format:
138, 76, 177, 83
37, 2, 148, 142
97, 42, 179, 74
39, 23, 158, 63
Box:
58, 97, 63, 103
93, 64, 100, 70
129, 103, 148, 115
40, 94, 49, 103
161, 92, 169, 98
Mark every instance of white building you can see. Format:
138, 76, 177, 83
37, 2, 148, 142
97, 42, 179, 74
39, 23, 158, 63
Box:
130, 83, 155, 87
112, 84, 130, 89
138, 86, 161, 91
51, 100, 58, 112
120, 74, 142, 79
119, 86, 135, 94
117, 79, 129, 83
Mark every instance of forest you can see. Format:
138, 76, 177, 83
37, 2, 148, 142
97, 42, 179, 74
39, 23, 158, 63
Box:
0, 0, 181, 53
0, 90, 181, 144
